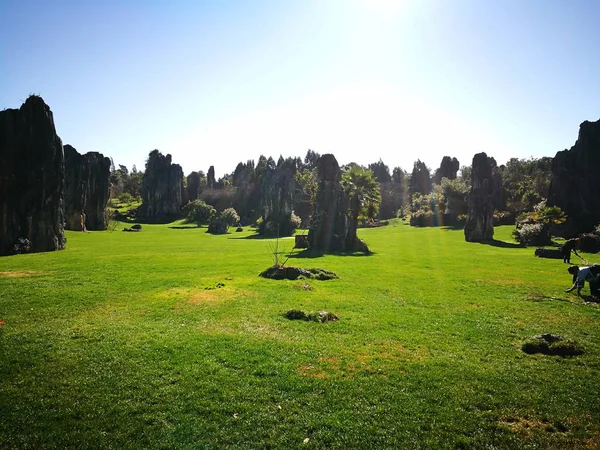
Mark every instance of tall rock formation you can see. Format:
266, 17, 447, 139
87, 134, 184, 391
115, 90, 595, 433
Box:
207, 166, 216, 189
186, 171, 201, 203
140, 150, 183, 219
64, 145, 111, 230
308, 154, 352, 251
464, 152, 500, 242
259, 157, 298, 236
433, 156, 460, 184
547, 119, 600, 237
0, 96, 66, 255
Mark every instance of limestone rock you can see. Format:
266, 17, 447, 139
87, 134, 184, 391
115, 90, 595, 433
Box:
534, 248, 563, 259
464, 153, 500, 242
433, 156, 460, 184
139, 150, 183, 219
547, 119, 600, 237
207, 218, 228, 234
64, 145, 110, 230
259, 157, 298, 236
0, 96, 66, 255
186, 171, 201, 202
308, 154, 353, 251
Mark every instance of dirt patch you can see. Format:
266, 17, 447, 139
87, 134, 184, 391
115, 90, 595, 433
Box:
298, 357, 353, 379
468, 303, 483, 309
298, 363, 328, 379
188, 289, 232, 304
163, 286, 254, 309
499, 416, 568, 434
0, 271, 45, 278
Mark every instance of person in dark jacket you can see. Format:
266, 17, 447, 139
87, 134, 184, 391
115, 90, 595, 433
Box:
561, 238, 580, 263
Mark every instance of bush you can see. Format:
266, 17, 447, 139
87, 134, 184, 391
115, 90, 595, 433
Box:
220, 208, 240, 229
117, 192, 133, 205
493, 210, 515, 225
577, 233, 600, 253
513, 223, 551, 246
258, 211, 301, 237
409, 210, 437, 227
183, 200, 216, 227
105, 209, 119, 232
290, 211, 302, 230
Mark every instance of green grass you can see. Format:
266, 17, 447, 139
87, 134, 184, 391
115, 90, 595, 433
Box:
1, 221, 599, 449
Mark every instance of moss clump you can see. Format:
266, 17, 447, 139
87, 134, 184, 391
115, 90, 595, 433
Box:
260, 266, 338, 281
284, 310, 339, 323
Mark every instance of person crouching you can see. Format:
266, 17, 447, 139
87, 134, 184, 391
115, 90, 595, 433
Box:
566, 265, 600, 297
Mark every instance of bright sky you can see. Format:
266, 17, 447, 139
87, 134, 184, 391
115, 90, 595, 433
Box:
1, 0, 598, 178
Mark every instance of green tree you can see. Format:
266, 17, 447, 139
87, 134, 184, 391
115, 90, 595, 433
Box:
409, 160, 432, 196
342, 165, 382, 222
440, 177, 469, 215
183, 200, 216, 227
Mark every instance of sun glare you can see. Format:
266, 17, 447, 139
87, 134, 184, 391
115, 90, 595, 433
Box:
357, 0, 409, 18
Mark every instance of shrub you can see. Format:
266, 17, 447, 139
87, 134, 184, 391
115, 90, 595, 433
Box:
493, 210, 515, 225
220, 208, 240, 229
410, 210, 437, 227
258, 212, 301, 237
105, 209, 119, 232
183, 200, 216, 227
117, 192, 133, 205
577, 233, 600, 253
290, 211, 302, 230
513, 223, 550, 246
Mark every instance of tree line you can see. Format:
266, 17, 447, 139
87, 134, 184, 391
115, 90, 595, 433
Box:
109, 150, 553, 233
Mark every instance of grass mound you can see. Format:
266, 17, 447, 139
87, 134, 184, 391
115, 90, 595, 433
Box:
522, 334, 584, 357
259, 266, 338, 280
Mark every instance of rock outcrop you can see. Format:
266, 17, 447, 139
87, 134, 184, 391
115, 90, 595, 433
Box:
258, 157, 298, 236
433, 156, 460, 184
464, 152, 500, 242
64, 145, 111, 230
308, 154, 356, 251
547, 119, 600, 237
0, 96, 66, 255
139, 150, 183, 219
186, 171, 201, 203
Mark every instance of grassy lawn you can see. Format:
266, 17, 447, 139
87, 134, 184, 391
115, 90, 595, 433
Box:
1, 221, 599, 448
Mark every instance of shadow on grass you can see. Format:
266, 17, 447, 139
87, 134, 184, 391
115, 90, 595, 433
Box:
477, 239, 524, 249
115, 213, 186, 225
440, 225, 465, 231
228, 234, 276, 240
525, 293, 574, 304
288, 249, 375, 259
114, 214, 140, 225
169, 225, 202, 229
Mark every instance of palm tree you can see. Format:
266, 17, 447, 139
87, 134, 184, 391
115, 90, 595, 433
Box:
342, 165, 381, 247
